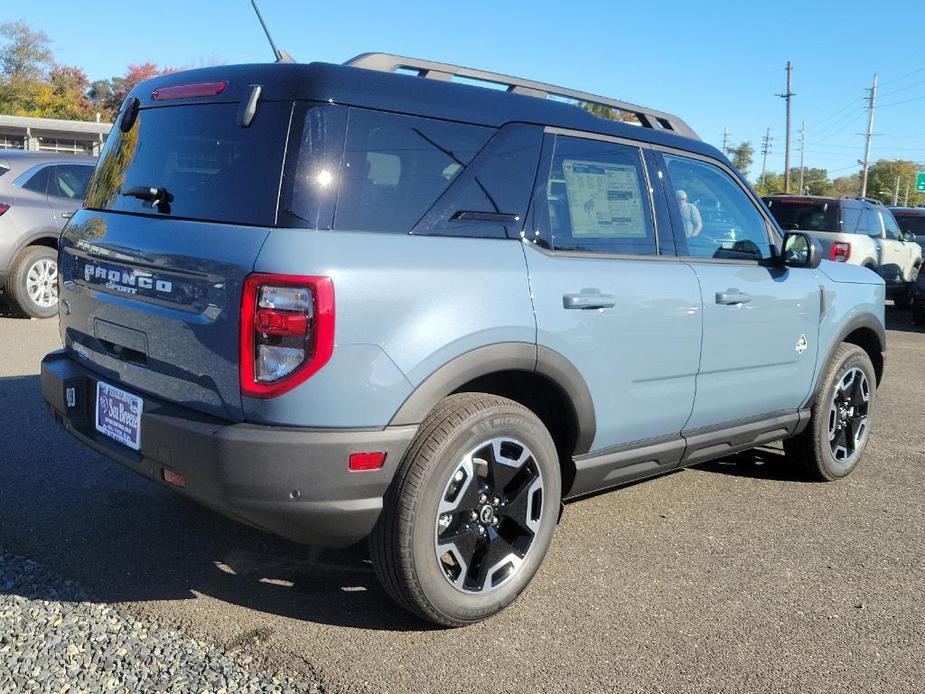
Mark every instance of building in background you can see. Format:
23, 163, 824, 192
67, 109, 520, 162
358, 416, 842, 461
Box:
0, 114, 111, 156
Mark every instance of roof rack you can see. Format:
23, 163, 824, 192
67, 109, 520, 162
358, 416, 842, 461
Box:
345, 53, 700, 141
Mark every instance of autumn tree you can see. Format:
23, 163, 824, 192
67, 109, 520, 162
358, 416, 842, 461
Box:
727, 141, 754, 177
753, 171, 784, 197
89, 62, 181, 119
865, 159, 925, 207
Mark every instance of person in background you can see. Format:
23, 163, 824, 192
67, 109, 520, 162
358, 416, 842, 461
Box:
677, 189, 702, 237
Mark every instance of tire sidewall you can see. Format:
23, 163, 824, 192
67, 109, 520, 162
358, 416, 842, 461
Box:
816, 347, 876, 479
13, 247, 58, 319
407, 405, 561, 624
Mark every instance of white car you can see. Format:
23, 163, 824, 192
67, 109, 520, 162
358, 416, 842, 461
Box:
764, 195, 922, 308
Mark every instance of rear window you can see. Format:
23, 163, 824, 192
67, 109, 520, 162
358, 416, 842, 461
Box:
894, 213, 925, 235
764, 198, 837, 232
85, 102, 292, 226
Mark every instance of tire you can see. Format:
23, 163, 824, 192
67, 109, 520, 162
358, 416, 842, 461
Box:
783, 343, 876, 481
370, 393, 562, 627
9, 245, 59, 319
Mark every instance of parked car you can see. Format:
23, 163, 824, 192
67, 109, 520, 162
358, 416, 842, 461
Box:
912, 265, 925, 325
41, 56, 886, 627
764, 195, 921, 308
0, 150, 95, 317
889, 206, 925, 252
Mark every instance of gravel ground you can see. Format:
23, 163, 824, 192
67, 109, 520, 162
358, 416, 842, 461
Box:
0, 547, 322, 693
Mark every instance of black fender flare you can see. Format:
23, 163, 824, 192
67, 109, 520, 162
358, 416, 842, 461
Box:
388, 342, 596, 455
807, 313, 886, 405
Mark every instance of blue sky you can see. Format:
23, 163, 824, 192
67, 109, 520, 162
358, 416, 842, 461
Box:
12, 0, 925, 179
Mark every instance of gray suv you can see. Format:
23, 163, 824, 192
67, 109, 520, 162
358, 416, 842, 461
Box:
41, 55, 886, 626
0, 150, 95, 317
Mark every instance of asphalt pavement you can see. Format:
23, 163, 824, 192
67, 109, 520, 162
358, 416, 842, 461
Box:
0, 303, 922, 693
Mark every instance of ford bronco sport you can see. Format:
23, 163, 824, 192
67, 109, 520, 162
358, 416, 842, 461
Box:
41, 55, 886, 626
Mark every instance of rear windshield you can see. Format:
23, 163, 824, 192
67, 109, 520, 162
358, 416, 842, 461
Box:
85, 102, 292, 226
763, 198, 837, 232
893, 213, 925, 235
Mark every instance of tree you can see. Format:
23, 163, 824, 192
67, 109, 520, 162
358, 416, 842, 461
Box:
727, 141, 754, 177
831, 174, 860, 197
0, 21, 52, 82
753, 171, 784, 197
865, 159, 925, 207
787, 167, 833, 196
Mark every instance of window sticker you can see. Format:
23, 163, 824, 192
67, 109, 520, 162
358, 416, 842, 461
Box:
561, 159, 646, 238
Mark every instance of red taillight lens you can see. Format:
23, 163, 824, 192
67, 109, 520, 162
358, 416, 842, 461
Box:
0, 203, 9, 216
348, 452, 387, 472
152, 81, 227, 101
240, 274, 334, 399
830, 241, 851, 263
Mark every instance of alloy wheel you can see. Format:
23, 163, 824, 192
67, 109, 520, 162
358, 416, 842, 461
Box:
828, 367, 870, 464
25, 258, 58, 309
434, 437, 544, 594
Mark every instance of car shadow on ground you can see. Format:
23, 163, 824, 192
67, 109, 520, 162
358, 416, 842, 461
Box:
692, 444, 815, 482
0, 374, 436, 632
0, 295, 23, 319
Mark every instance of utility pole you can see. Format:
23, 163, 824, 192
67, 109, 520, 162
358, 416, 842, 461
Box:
721, 127, 731, 155
778, 61, 795, 193
893, 176, 901, 206
798, 121, 806, 194
760, 127, 772, 183
904, 180, 910, 206
860, 73, 878, 198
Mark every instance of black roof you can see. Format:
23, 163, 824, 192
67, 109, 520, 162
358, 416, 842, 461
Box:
130, 61, 725, 162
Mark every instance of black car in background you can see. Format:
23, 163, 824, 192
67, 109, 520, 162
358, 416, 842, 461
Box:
890, 207, 925, 253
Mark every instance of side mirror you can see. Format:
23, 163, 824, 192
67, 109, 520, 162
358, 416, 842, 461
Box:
903, 231, 916, 243
781, 231, 822, 269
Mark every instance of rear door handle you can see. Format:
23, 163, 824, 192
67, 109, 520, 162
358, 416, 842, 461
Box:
563, 292, 616, 310
715, 289, 751, 305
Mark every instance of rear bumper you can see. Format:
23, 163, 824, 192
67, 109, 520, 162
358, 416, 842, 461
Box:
40, 349, 416, 547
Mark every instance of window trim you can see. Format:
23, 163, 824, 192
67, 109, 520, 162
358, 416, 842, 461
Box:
651, 146, 781, 265
529, 127, 664, 258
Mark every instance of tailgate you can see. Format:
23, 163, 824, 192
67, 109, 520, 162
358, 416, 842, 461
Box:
59, 211, 269, 420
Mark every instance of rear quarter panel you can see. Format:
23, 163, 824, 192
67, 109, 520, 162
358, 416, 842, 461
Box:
247, 230, 535, 427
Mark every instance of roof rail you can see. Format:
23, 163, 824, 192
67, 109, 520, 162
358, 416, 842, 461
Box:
345, 53, 700, 141
843, 196, 884, 206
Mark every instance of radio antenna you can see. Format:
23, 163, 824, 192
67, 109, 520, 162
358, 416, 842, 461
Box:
250, 0, 295, 63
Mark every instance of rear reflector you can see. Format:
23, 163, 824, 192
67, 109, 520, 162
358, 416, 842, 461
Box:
349, 452, 387, 472
162, 468, 186, 487
0, 203, 9, 216
152, 81, 227, 101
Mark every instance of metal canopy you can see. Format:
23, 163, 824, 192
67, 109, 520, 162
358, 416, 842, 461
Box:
345, 53, 700, 141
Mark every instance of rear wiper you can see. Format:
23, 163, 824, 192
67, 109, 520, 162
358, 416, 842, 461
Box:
122, 186, 174, 213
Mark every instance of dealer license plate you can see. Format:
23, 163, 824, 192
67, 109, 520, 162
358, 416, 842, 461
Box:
94, 381, 143, 450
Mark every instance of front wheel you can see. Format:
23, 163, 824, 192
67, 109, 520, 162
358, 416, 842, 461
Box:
784, 343, 876, 481
370, 393, 561, 627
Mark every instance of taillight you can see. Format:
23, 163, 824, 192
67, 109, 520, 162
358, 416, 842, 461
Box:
152, 81, 227, 101
240, 273, 334, 398
830, 241, 851, 263
0, 203, 9, 216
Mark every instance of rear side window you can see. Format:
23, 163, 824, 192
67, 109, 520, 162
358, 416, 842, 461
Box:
333, 110, 492, 234
21, 166, 50, 194
861, 208, 882, 237
85, 102, 293, 226
539, 135, 656, 255
895, 214, 925, 235
882, 210, 901, 240
764, 198, 837, 232
49, 164, 92, 200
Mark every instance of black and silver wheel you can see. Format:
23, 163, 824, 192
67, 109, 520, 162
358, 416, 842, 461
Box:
370, 393, 561, 626
9, 245, 59, 319
784, 343, 876, 481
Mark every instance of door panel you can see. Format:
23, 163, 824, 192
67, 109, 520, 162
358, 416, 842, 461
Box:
656, 150, 821, 430
684, 263, 821, 429
526, 134, 702, 453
